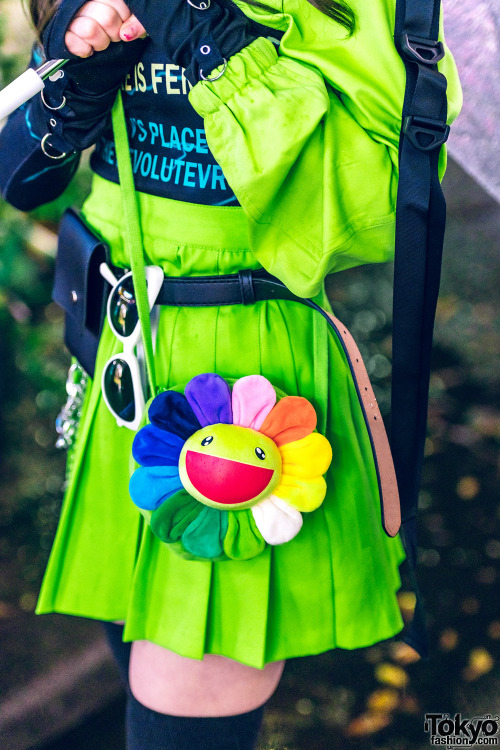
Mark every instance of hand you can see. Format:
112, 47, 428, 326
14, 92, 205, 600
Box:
39, 0, 150, 152
64, 0, 147, 57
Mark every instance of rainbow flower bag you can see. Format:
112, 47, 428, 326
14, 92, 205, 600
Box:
129, 373, 332, 561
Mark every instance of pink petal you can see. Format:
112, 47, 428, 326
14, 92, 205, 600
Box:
231, 375, 276, 431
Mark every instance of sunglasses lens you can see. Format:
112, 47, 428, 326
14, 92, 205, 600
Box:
109, 276, 138, 338
103, 358, 136, 423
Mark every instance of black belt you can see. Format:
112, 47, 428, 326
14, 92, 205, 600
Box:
154, 268, 304, 308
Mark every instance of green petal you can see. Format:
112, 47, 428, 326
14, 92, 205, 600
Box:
223, 509, 266, 560
150, 490, 200, 543
182, 507, 228, 559
168, 540, 227, 562
167, 540, 199, 561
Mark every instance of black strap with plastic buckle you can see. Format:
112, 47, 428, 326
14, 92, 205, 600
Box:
402, 115, 450, 152
392, 0, 450, 658
400, 33, 445, 66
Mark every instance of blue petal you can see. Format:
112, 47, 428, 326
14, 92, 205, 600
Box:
185, 373, 232, 426
132, 424, 184, 466
148, 391, 201, 439
129, 465, 183, 511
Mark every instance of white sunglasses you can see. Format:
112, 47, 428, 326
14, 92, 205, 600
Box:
100, 263, 164, 431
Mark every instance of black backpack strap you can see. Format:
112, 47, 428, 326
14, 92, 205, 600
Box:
392, 0, 450, 658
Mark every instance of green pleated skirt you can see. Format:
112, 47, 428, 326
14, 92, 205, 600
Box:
37, 175, 404, 668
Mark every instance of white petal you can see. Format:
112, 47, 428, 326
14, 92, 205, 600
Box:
251, 495, 303, 545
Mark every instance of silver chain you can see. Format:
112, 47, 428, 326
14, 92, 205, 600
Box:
55, 363, 89, 450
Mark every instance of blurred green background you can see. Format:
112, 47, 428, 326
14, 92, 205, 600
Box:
0, 4, 499, 750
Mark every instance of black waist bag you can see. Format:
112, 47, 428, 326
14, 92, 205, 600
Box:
52, 208, 109, 379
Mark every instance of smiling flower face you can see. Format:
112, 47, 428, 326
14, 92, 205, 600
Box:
129, 373, 332, 561
180, 423, 282, 509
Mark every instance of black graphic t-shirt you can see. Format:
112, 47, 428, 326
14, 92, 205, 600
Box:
0, 25, 282, 211
91, 30, 281, 206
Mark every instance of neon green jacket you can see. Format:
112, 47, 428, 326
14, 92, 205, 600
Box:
189, 0, 462, 297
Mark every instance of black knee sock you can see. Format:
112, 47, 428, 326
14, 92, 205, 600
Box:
101, 621, 132, 687
126, 691, 264, 750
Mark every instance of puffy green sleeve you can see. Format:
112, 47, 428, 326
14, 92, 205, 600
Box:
188, 0, 462, 297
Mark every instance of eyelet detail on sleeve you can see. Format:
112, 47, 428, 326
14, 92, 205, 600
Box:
48, 69, 65, 83
41, 89, 66, 111
41, 132, 68, 160
187, 0, 211, 9
200, 58, 228, 82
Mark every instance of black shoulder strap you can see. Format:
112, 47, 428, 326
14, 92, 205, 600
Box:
392, 0, 450, 658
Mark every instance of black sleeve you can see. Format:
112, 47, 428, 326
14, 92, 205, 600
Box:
0, 99, 81, 212
40, 0, 148, 152
0, 21, 146, 212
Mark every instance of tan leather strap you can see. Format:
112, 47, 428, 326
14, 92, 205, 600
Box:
323, 311, 401, 538
128, 264, 401, 537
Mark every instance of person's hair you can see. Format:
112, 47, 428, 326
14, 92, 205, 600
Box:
27, 0, 356, 40
27, 0, 60, 39
243, 0, 355, 33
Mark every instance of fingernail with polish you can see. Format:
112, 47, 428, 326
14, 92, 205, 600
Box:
121, 26, 136, 41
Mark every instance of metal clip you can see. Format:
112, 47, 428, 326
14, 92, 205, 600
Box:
41, 89, 66, 111
40, 132, 68, 160
187, 0, 211, 9
200, 59, 227, 82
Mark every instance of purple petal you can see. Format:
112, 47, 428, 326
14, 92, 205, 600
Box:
184, 373, 232, 427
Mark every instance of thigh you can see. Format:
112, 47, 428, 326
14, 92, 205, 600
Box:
129, 640, 285, 717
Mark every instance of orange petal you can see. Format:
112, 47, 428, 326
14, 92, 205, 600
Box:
259, 397, 317, 446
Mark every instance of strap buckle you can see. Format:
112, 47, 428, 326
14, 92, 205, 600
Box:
238, 270, 256, 305
400, 34, 445, 66
402, 115, 450, 152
